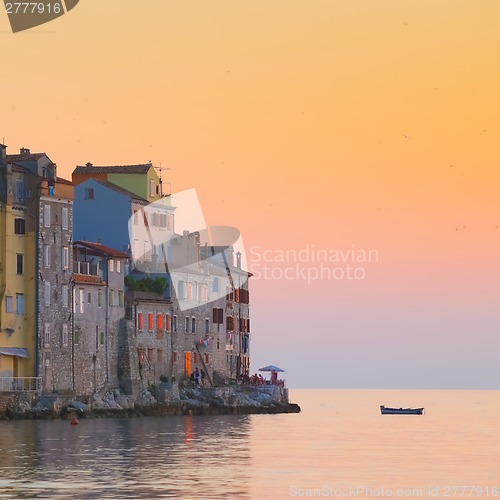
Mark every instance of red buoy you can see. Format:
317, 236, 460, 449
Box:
70, 417, 79, 426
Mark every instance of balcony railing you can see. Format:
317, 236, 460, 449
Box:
0, 377, 42, 393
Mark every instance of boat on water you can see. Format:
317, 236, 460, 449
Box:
380, 405, 424, 415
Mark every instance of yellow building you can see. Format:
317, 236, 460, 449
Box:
0, 145, 36, 380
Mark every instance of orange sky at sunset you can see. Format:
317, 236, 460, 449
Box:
1, 0, 499, 387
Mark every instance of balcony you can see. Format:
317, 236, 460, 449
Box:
73, 261, 99, 276
73, 261, 104, 285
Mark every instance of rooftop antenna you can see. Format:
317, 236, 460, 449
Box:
155, 161, 172, 197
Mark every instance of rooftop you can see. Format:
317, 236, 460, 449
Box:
7, 152, 48, 162
74, 163, 153, 175
74, 240, 130, 259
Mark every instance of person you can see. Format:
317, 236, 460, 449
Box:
271, 370, 278, 385
258, 374, 264, 385
195, 367, 201, 386
200, 369, 206, 387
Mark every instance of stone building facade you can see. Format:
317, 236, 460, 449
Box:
72, 241, 128, 396
37, 180, 74, 393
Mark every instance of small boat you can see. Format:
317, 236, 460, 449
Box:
380, 405, 424, 415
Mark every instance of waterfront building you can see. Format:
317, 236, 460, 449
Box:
0, 146, 73, 394
72, 240, 129, 396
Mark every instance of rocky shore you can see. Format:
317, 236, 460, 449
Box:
0, 384, 301, 420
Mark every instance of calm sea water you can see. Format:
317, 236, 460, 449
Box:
0, 389, 498, 499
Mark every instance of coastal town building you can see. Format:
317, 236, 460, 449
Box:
1, 151, 252, 399
0, 146, 73, 394
72, 240, 129, 396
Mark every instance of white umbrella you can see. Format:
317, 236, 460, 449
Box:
258, 365, 285, 372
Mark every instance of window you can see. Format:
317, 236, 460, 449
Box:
148, 313, 153, 331
98, 289, 103, 307
16, 254, 23, 275
62, 324, 69, 347
144, 241, 151, 261
148, 348, 154, 363
157, 349, 163, 362
16, 293, 24, 314
205, 318, 210, 334
108, 290, 114, 306
157, 314, 163, 330
172, 351, 178, 363
137, 312, 143, 330
203, 284, 208, 301
44, 245, 51, 268
167, 214, 173, 230
178, 281, 185, 299
235, 288, 240, 303
44, 205, 51, 227
138, 348, 145, 363
187, 282, 193, 300
62, 246, 69, 269
62, 285, 69, 307
62, 207, 69, 230
44, 282, 51, 307
16, 179, 24, 203
116, 260, 121, 273
197, 283, 203, 302
152, 213, 158, 226
191, 317, 196, 334
205, 353, 210, 365
44, 323, 50, 346
173, 315, 177, 333
87, 292, 92, 304
14, 218, 25, 234
159, 213, 167, 227
213, 277, 219, 293
84, 188, 94, 200
149, 179, 155, 197
213, 308, 223, 324
100, 332, 105, 345
166, 314, 171, 332
133, 239, 139, 260
109, 259, 114, 272
6, 296, 13, 313
118, 290, 124, 307
133, 210, 138, 224
74, 329, 80, 345
79, 288, 84, 314
185, 316, 190, 333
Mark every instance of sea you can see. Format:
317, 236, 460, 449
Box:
0, 389, 498, 499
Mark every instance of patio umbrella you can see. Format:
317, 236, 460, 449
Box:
258, 365, 285, 372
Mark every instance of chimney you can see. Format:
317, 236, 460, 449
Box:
20, 147, 30, 155
236, 251, 242, 269
0, 143, 6, 163
86, 162, 93, 168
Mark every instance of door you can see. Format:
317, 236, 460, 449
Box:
184, 351, 191, 377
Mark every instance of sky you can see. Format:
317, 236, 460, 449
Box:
1, 0, 499, 388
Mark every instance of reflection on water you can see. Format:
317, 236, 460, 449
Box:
1, 390, 499, 499
0, 415, 252, 499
